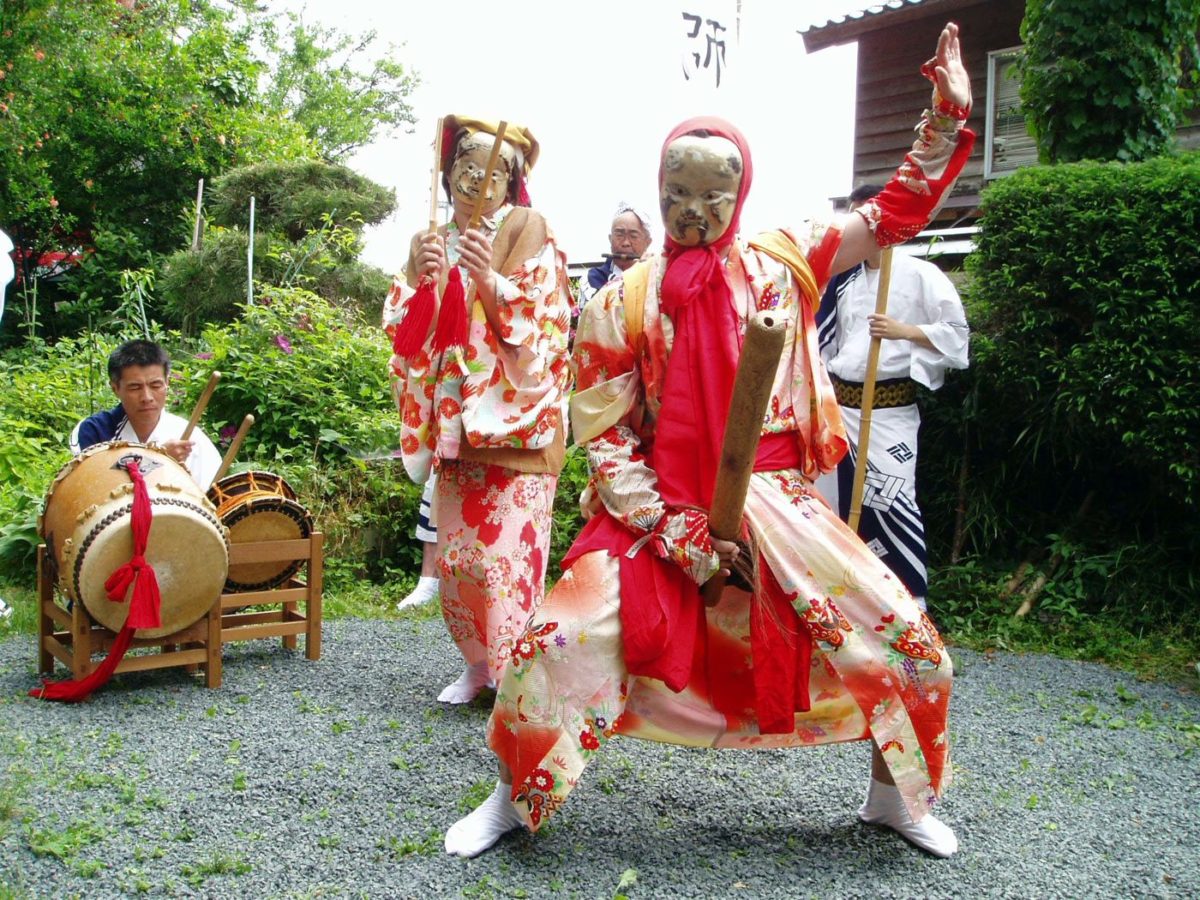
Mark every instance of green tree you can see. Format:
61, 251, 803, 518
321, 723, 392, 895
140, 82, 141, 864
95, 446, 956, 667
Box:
1019, 0, 1200, 163
158, 159, 396, 329
259, 17, 419, 162
0, 0, 416, 341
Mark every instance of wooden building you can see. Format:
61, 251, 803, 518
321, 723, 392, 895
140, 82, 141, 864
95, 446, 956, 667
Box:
802, 0, 1200, 257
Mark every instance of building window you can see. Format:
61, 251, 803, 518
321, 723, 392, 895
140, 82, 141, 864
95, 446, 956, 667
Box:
985, 46, 1039, 178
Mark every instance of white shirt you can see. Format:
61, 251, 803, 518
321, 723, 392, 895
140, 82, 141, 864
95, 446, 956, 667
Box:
70, 409, 222, 490
823, 254, 969, 390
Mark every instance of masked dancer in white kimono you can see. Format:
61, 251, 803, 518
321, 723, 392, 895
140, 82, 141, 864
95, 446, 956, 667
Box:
445, 24, 974, 860
383, 115, 573, 703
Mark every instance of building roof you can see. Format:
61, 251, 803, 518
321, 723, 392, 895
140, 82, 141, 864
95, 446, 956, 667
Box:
801, 0, 992, 53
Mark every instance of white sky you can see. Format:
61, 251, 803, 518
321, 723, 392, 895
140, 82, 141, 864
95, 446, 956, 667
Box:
276, 0, 869, 271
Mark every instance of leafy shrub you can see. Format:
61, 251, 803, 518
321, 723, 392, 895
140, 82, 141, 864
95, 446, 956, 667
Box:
157, 227, 271, 331
917, 151, 1200, 628
208, 160, 395, 241
190, 284, 399, 464
1020, 0, 1200, 163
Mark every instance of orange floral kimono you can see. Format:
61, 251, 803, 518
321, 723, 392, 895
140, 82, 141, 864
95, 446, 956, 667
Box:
382, 204, 572, 679
487, 222, 953, 829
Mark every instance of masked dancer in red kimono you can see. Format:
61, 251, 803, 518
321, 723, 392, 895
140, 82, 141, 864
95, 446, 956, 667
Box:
383, 115, 573, 703
445, 23, 973, 859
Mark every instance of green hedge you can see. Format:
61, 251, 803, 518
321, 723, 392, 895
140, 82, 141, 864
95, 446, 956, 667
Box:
919, 151, 1199, 624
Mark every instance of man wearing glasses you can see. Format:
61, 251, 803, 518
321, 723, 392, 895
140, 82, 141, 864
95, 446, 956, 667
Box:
577, 201, 653, 306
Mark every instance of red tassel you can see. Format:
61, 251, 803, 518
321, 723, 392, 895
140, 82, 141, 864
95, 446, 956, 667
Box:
30, 624, 136, 703
391, 278, 436, 358
431, 267, 469, 353
33, 456, 163, 703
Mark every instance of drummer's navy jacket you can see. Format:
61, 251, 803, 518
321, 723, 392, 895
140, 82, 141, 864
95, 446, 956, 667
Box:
73, 404, 129, 451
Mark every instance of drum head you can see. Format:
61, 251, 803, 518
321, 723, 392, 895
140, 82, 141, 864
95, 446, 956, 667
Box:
224, 496, 313, 592
207, 471, 297, 513
74, 499, 229, 639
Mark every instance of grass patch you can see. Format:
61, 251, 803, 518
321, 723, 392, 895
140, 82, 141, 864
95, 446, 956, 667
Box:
930, 566, 1200, 686
26, 818, 107, 861
457, 779, 495, 814
180, 852, 252, 886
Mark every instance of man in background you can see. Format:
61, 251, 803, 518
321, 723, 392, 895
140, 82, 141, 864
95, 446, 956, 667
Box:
577, 201, 653, 306
816, 184, 970, 614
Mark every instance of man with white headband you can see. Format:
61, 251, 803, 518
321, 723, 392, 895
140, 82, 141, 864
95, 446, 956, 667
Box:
577, 202, 653, 306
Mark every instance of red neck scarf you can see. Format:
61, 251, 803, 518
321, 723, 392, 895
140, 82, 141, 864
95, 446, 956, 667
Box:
653, 117, 754, 510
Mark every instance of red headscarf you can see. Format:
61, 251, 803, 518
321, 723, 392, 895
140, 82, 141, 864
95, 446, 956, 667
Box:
654, 117, 754, 511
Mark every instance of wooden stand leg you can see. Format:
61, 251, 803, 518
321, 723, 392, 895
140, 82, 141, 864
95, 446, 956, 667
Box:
306, 533, 323, 661
282, 600, 298, 652
71, 596, 92, 679
37, 545, 54, 675
205, 599, 222, 689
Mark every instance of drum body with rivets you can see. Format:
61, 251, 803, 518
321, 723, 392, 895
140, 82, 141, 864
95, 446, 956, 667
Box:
206, 471, 313, 592
39, 442, 229, 639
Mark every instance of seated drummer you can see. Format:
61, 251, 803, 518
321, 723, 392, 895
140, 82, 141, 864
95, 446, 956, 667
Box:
69, 339, 221, 489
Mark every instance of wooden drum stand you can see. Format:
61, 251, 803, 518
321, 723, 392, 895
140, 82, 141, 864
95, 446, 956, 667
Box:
36, 533, 324, 690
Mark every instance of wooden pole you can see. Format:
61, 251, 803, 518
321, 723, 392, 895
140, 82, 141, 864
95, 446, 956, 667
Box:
212, 414, 254, 484
181, 371, 221, 441
246, 196, 256, 306
701, 310, 788, 606
847, 246, 893, 532
429, 117, 445, 235
467, 122, 508, 230
191, 178, 205, 252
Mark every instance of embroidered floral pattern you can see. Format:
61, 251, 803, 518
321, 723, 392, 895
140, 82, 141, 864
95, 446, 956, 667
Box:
382, 205, 572, 484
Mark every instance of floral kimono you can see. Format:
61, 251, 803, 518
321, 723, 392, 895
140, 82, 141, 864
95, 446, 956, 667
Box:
487, 223, 953, 830
382, 204, 572, 680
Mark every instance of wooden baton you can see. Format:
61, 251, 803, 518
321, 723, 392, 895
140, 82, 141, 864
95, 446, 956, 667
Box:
211, 414, 254, 484
467, 121, 508, 230
701, 310, 788, 607
428, 116, 445, 236
847, 246, 894, 532
181, 370, 221, 440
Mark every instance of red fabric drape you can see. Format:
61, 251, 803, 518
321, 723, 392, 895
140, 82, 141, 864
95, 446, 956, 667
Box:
565, 435, 813, 731
32, 457, 163, 703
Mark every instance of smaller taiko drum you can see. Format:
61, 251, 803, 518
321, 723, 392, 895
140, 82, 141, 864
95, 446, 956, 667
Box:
39, 442, 229, 639
206, 471, 313, 592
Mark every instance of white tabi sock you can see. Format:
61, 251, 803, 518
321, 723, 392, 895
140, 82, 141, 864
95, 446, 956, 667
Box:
858, 777, 958, 858
396, 576, 440, 611
444, 781, 523, 858
436, 661, 495, 704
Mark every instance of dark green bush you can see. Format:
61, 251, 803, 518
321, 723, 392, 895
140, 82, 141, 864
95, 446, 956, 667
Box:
919, 151, 1199, 626
209, 160, 395, 241
1020, 0, 1200, 163
158, 227, 273, 331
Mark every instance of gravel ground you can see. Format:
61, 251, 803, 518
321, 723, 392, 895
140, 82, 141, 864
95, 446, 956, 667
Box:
0, 616, 1197, 899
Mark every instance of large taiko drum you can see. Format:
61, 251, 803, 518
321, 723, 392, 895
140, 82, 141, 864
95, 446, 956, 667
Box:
206, 471, 313, 592
39, 442, 230, 640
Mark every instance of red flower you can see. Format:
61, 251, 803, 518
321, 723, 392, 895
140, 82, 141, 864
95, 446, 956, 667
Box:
438, 397, 461, 419
579, 730, 599, 751
528, 768, 553, 793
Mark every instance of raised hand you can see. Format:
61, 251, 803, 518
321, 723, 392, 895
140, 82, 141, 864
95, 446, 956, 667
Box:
929, 22, 971, 113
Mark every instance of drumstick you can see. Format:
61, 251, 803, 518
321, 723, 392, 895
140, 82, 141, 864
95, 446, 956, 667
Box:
182, 371, 221, 440
212, 414, 254, 484
467, 122, 508, 230
429, 116, 445, 235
